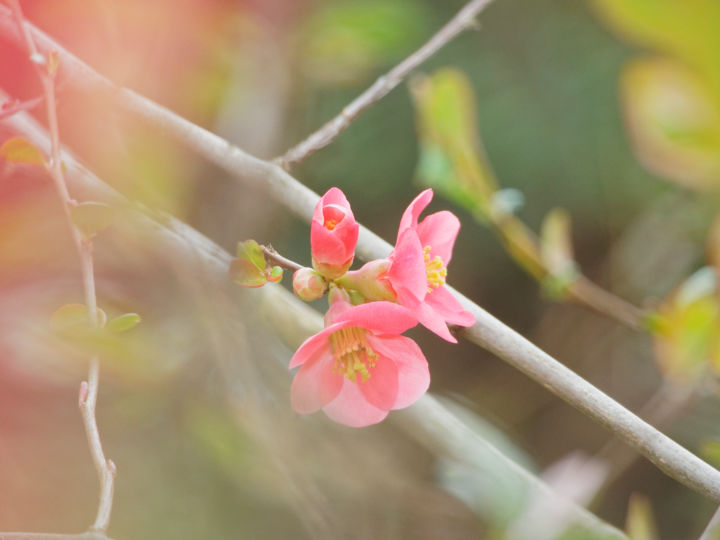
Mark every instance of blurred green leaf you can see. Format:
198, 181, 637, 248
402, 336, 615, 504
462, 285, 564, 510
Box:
621, 58, 720, 190
0, 136, 46, 165
107, 313, 142, 333
50, 303, 106, 335
300, 0, 428, 86
625, 493, 658, 540
411, 68, 498, 216
653, 267, 720, 384
592, 0, 720, 93
540, 209, 579, 299
70, 201, 116, 239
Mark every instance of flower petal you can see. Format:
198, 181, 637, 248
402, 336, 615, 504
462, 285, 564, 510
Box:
321, 187, 352, 210
368, 335, 429, 409
322, 380, 389, 427
290, 348, 343, 414
416, 211, 460, 265
397, 189, 433, 242
357, 355, 399, 410
289, 321, 352, 369
388, 229, 427, 302
426, 286, 476, 327
334, 301, 418, 335
415, 301, 457, 343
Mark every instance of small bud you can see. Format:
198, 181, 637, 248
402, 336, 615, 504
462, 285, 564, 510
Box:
293, 268, 328, 302
310, 188, 359, 280
336, 259, 396, 302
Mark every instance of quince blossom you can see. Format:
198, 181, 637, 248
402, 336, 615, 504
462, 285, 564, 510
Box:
341, 189, 474, 342
289, 287, 430, 427
311, 188, 359, 280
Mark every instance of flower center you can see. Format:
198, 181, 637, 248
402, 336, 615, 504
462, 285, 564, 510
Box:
424, 245, 447, 292
329, 326, 377, 383
324, 219, 337, 231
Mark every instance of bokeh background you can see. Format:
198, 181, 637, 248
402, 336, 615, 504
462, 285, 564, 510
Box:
1, 0, 720, 538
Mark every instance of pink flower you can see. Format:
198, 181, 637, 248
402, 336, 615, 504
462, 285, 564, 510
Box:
311, 188, 359, 280
341, 189, 474, 342
289, 288, 429, 427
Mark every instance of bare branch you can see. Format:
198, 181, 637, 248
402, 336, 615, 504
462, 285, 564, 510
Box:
2, 3, 720, 504
6, 1, 115, 532
277, 0, 496, 168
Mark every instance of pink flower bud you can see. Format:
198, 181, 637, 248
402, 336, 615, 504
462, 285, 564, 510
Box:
311, 188, 359, 280
293, 268, 328, 301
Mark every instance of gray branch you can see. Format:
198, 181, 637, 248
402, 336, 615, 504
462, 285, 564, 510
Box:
277, 0, 495, 168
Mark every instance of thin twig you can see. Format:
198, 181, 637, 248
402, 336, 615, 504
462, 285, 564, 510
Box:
277, 0, 495, 169
0, 94, 43, 120
261, 245, 304, 272
7, 0, 115, 533
3, 6, 720, 504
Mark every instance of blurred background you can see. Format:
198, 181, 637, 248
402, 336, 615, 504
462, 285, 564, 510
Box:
1, 0, 720, 538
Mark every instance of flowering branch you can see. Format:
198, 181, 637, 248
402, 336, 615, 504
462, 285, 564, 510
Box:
2, 2, 720, 504
1, 103, 627, 540
277, 0, 496, 169
6, 0, 115, 533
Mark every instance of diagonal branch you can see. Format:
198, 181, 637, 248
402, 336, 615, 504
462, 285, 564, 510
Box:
2, 4, 720, 504
277, 0, 495, 169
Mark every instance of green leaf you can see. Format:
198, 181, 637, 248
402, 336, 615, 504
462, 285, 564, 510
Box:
0, 136, 46, 165
653, 267, 720, 384
236, 240, 266, 272
540, 209, 580, 298
49, 303, 107, 340
410, 68, 498, 216
107, 313, 142, 333
229, 258, 267, 288
619, 58, 720, 190
70, 202, 116, 239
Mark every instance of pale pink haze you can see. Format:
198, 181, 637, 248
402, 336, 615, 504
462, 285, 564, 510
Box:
310, 188, 359, 280
289, 289, 430, 427
344, 189, 475, 342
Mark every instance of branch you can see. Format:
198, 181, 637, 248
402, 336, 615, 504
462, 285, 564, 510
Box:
0, 94, 43, 120
7, 1, 115, 532
2, 95, 627, 540
277, 0, 495, 169
3, 5, 720, 504
261, 245, 303, 272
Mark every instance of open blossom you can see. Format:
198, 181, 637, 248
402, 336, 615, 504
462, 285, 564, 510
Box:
311, 188, 359, 280
289, 288, 429, 427
340, 189, 474, 342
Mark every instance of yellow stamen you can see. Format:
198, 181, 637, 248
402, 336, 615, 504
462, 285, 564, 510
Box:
325, 219, 338, 231
424, 245, 447, 293
329, 327, 377, 383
